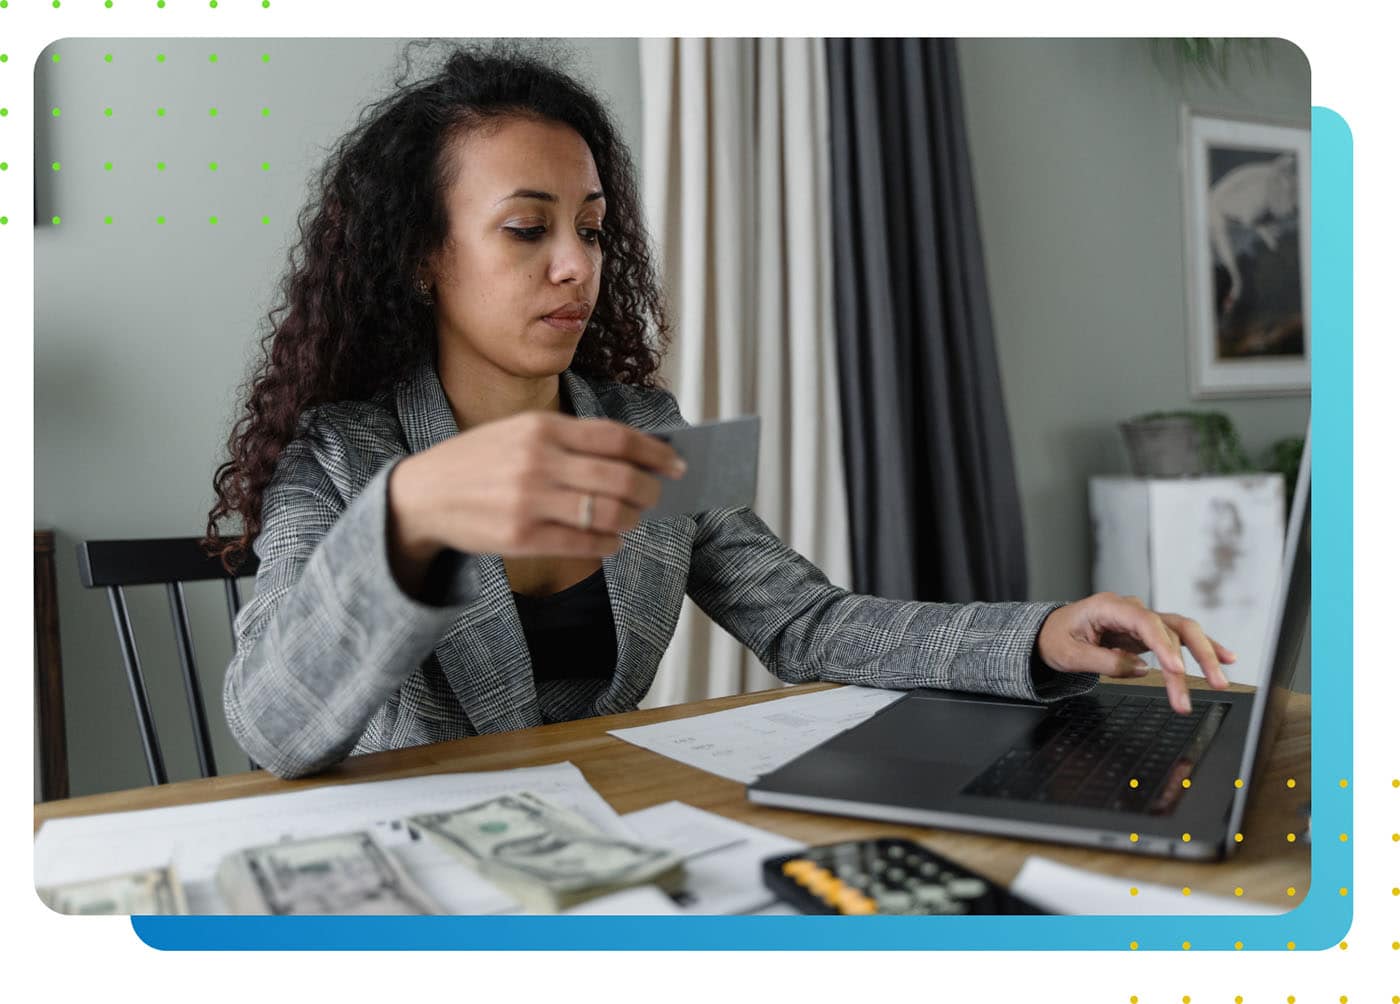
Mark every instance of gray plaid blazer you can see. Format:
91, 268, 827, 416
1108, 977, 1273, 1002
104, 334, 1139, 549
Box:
224, 361, 1094, 779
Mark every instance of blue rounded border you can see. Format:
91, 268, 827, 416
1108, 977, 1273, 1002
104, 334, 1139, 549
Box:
133, 107, 1352, 952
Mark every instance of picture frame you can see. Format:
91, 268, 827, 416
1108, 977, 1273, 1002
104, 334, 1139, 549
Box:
1180, 107, 1311, 398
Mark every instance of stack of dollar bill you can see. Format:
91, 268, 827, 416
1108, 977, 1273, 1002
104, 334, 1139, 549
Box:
217, 831, 441, 914
38, 867, 187, 915
409, 791, 686, 913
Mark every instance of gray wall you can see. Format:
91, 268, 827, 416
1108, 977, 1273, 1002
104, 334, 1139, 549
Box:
34, 38, 641, 798
959, 38, 1311, 601
958, 38, 1312, 688
35, 38, 1310, 798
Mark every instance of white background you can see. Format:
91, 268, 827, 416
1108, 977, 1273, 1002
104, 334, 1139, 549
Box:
7, 2, 1391, 1001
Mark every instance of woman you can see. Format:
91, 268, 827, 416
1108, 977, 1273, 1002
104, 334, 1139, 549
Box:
205, 43, 1233, 781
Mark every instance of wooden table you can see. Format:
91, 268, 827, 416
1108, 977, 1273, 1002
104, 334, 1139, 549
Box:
34, 673, 1310, 909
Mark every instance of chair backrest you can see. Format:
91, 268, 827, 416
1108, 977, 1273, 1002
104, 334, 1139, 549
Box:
76, 537, 260, 786
34, 530, 69, 802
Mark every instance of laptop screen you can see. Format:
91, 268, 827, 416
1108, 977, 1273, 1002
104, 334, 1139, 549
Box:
1225, 425, 1311, 839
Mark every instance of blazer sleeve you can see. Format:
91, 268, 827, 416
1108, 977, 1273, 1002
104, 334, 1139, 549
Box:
222, 425, 480, 780
648, 390, 1097, 703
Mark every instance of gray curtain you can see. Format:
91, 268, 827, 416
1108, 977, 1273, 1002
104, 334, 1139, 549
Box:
826, 38, 1029, 603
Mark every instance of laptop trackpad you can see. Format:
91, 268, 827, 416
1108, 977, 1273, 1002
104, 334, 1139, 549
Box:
827, 694, 1045, 768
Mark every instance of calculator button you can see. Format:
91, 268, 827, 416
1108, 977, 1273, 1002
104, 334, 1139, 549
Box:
876, 889, 913, 912
839, 895, 877, 915
915, 885, 953, 908
782, 859, 817, 879
946, 878, 989, 899
886, 867, 907, 883
919, 862, 938, 878
887, 844, 905, 859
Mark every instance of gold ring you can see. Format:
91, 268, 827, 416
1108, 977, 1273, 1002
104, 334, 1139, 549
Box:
578, 492, 595, 530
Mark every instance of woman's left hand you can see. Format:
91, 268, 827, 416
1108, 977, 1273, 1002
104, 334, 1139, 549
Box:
1035, 592, 1236, 715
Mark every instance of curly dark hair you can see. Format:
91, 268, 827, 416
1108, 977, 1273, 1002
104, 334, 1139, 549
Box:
204, 40, 670, 571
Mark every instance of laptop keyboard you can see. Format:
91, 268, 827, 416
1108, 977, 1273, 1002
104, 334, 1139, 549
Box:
962, 694, 1229, 814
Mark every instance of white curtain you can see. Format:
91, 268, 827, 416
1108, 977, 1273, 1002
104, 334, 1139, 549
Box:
638, 38, 852, 706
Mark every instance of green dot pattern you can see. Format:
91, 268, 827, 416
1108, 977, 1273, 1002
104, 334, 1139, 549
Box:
157, 1, 165, 7
33, 45, 285, 233
0, 162, 6, 171
0, 218, 8, 226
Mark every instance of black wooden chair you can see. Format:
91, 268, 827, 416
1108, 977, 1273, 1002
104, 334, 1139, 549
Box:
76, 537, 260, 786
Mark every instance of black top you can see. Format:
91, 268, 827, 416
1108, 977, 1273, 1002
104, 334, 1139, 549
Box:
511, 565, 618, 682
509, 381, 617, 683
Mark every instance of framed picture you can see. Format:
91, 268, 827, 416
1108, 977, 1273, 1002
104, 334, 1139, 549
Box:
1181, 107, 1311, 398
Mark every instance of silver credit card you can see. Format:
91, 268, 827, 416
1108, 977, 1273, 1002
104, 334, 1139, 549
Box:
646, 415, 760, 518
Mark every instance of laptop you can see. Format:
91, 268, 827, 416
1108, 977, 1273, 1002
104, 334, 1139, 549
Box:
748, 428, 1312, 861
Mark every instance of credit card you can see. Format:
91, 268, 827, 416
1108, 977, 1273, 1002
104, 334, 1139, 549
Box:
646, 415, 760, 518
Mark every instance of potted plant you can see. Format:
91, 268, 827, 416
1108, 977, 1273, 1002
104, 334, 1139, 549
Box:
1119, 410, 1250, 477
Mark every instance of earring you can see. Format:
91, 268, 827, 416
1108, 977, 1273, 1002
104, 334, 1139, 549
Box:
413, 276, 434, 305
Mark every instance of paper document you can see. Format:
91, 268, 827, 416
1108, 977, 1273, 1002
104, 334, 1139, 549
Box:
1010, 855, 1282, 915
609, 685, 905, 783
622, 801, 804, 914
35, 762, 635, 915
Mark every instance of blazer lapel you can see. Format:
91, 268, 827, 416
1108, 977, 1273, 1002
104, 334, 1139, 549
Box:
561, 372, 692, 718
396, 362, 541, 734
393, 363, 689, 733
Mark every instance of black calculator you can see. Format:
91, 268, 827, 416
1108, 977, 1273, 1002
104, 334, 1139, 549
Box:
762, 838, 1047, 916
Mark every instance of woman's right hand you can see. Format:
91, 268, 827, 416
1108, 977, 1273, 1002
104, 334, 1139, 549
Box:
386, 411, 686, 585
